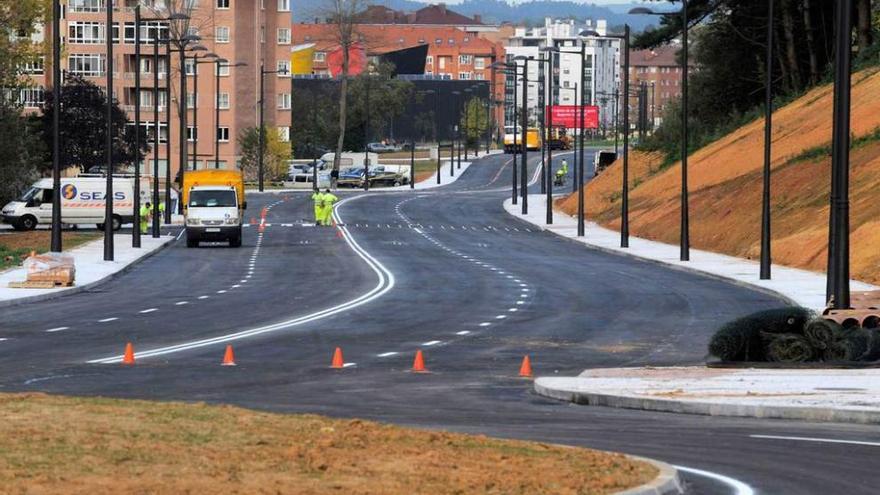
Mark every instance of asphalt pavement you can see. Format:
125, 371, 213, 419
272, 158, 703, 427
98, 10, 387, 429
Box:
1, 150, 878, 494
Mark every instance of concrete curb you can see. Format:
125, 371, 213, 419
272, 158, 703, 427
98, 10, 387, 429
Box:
0, 235, 177, 309
534, 378, 880, 425
617, 456, 683, 495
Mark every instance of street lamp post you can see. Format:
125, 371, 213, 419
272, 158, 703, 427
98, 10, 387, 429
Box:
259, 64, 289, 192
215, 60, 245, 169
191, 52, 217, 172
103, 0, 115, 261
133, 4, 142, 248
538, 47, 558, 225
50, 0, 62, 252
631, 3, 689, 260
151, 20, 161, 238
513, 56, 531, 215
760, 0, 775, 280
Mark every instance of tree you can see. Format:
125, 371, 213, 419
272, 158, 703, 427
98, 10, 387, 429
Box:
238, 127, 291, 182
459, 97, 490, 148
0, 0, 47, 91
0, 100, 43, 206
345, 66, 413, 150
40, 75, 149, 173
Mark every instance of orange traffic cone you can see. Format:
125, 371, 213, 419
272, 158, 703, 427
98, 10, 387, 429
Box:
122, 342, 135, 365
221, 345, 236, 366
412, 350, 427, 373
331, 347, 344, 369
519, 355, 533, 378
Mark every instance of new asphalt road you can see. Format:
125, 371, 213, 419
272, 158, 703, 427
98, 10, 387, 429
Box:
1, 151, 878, 493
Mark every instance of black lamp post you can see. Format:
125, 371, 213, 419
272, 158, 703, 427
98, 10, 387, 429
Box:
493, 62, 523, 205
828, 0, 854, 309
50, 0, 62, 252
583, 25, 630, 246
169, 34, 202, 214
538, 46, 558, 225
214, 60, 246, 169
103, 0, 115, 261
190, 51, 217, 172
133, 4, 142, 248
259, 64, 289, 192
462, 87, 473, 167
513, 56, 530, 215
631, 3, 690, 260
760, 0, 775, 280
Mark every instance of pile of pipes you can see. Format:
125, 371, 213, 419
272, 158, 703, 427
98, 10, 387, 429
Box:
709, 307, 880, 364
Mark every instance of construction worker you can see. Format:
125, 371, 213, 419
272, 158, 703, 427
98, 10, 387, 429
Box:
560, 158, 569, 177
311, 188, 324, 226
320, 188, 338, 226
555, 159, 568, 185
139, 202, 151, 234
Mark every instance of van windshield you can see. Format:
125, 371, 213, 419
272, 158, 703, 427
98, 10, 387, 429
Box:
17, 187, 41, 202
189, 190, 237, 207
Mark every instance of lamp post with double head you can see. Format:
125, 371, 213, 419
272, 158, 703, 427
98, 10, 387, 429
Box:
190, 51, 218, 171
512, 56, 531, 215
631, 3, 689, 258
259, 65, 289, 192
538, 47, 558, 224
492, 62, 523, 205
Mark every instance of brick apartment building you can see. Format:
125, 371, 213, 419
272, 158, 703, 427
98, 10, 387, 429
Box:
628, 43, 687, 126
292, 23, 506, 132
25, 0, 293, 180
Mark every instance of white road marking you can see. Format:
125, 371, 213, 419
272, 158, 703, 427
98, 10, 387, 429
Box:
198, 295, 209, 300
240, 279, 247, 283
422, 340, 442, 346
675, 466, 755, 495
377, 352, 398, 357
175, 301, 189, 306
343, 362, 357, 368
456, 331, 470, 335
232, 284, 241, 288
217, 290, 227, 294
516, 301, 525, 305
0, 338, 7, 342
479, 322, 492, 327
139, 308, 158, 314
508, 308, 518, 312
495, 315, 507, 319
98, 317, 118, 323
45, 327, 69, 333
89, 194, 396, 364
749, 435, 880, 448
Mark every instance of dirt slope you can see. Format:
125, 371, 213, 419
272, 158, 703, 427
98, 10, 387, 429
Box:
558, 67, 880, 285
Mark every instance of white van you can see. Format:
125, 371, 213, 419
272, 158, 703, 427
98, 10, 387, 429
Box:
1, 177, 149, 231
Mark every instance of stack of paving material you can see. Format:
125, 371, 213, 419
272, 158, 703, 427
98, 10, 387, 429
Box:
708, 307, 880, 364
8, 252, 76, 289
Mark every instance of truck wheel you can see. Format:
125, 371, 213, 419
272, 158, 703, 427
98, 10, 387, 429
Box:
19, 215, 37, 231
229, 235, 242, 248
186, 237, 199, 248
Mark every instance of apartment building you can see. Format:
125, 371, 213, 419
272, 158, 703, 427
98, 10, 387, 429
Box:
628, 44, 685, 126
503, 18, 621, 133
26, 0, 293, 179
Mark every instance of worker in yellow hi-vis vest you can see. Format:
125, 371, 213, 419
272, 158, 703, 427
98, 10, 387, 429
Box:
311, 188, 324, 226
139, 202, 151, 234
320, 189, 338, 226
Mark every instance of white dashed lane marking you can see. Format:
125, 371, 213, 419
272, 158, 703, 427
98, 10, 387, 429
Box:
45, 327, 69, 333
175, 301, 189, 306
422, 340, 442, 346
98, 317, 118, 323
139, 308, 158, 314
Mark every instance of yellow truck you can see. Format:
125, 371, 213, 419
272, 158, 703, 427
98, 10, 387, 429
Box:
182, 169, 246, 248
503, 126, 542, 153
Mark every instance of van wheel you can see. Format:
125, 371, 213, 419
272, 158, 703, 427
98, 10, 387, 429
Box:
186, 237, 199, 248
111, 215, 122, 231
19, 215, 37, 231
229, 235, 242, 248
393, 180, 402, 187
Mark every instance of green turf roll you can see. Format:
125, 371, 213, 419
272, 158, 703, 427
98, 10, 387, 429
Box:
804, 318, 840, 351
825, 327, 871, 362
764, 333, 816, 363
857, 329, 880, 362
708, 307, 813, 362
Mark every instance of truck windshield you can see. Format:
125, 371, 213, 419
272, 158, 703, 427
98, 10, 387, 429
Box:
17, 187, 41, 202
189, 190, 237, 207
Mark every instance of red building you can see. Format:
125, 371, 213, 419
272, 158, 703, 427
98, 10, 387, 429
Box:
628, 43, 689, 125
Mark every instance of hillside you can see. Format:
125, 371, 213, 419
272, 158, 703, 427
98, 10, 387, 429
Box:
557, 68, 880, 285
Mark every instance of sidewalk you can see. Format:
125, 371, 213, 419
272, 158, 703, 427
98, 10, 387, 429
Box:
504, 194, 877, 311
535, 367, 880, 424
0, 234, 175, 308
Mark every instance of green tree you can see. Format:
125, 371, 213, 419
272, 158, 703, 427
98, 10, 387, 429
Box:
40, 75, 149, 173
0, 100, 43, 205
238, 126, 291, 182
0, 0, 48, 91
459, 97, 489, 148
345, 66, 414, 151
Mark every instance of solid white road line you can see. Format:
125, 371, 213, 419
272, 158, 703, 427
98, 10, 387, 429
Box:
139, 308, 158, 314
45, 327, 69, 333
749, 435, 880, 447
675, 466, 755, 495
89, 194, 396, 364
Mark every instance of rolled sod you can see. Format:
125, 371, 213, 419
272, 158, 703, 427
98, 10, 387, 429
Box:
708, 307, 813, 362
825, 327, 871, 362
804, 318, 840, 351
764, 333, 816, 363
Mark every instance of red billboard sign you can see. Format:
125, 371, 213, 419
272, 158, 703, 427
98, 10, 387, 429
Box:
546, 105, 600, 129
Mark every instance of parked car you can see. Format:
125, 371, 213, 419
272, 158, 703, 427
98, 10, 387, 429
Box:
367, 142, 395, 153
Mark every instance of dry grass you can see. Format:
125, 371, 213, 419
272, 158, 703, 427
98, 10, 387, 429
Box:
0, 393, 656, 495
0, 232, 101, 270
558, 67, 880, 285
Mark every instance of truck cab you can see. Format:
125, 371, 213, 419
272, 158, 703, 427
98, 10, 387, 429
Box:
183, 170, 245, 248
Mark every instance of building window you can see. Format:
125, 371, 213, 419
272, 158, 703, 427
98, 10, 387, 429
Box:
277, 60, 290, 75
187, 126, 198, 142
69, 0, 103, 13
425, 55, 433, 65
277, 93, 291, 110
186, 93, 195, 109
475, 72, 485, 80
140, 89, 153, 108
435, 38, 442, 45
474, 57, 485, 70
215, 26, 230, 43
187, 26, 199, 38
459, 72, 472, 80
68, 54, 104, 76
217, 63, 230, 76
216, 0, 229, 8
68, 21, 104, 44
218, 93, 230, 109
313, 51, 325, 62
185, 58, 196, 75
277, 28, 290, 44
459, 55, 473, 65
277, 0, 290, 11
448, 38, 455, 45
21, 57, 44, 74
19, 87, 44, 108
278, 126, 290, 142
260, 26, 265, 43
217, 127, 230, 142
